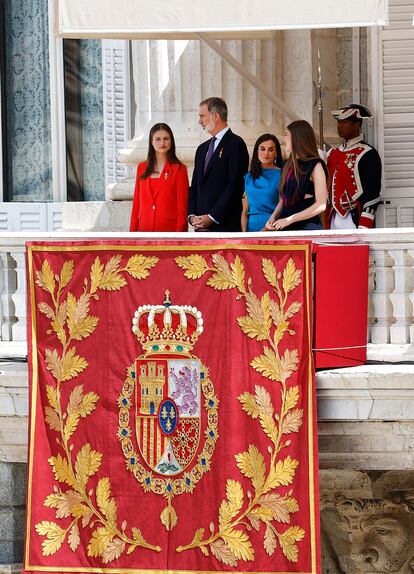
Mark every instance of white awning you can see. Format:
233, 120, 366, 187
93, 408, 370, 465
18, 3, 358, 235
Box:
55, 0, 389, 39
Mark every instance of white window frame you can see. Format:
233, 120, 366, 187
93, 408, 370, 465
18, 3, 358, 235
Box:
48, 0, 67, 202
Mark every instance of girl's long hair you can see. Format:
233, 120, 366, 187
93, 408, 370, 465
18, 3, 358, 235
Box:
249, 133, 283, 179
141, 123, 182, 179
280, 120, 320, 190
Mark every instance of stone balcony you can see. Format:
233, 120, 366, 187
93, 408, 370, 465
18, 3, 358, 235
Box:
0, 228, 414, 462
0, 229, 413, 571
0, 227, 412, 354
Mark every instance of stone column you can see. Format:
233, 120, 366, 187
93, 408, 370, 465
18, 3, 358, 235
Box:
369, 248, 395, 344
389, 248, 414, 344
282, 30, 313, 123
107, 35, 285, 200
10, 252, 26, 342
0, 253, 16, 341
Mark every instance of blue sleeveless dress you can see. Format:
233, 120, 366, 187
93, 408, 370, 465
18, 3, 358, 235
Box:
244, 168, 281, 232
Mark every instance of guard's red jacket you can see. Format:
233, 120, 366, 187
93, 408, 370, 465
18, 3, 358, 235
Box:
327, 135, 382, 228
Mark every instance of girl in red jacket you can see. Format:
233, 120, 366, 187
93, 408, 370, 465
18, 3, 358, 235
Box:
129, 123, 189, 231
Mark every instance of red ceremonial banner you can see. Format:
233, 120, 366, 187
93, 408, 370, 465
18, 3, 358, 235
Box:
24, 239, 320, 574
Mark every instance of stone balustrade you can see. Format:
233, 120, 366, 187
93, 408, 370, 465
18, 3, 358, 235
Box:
0, 229, 413, 358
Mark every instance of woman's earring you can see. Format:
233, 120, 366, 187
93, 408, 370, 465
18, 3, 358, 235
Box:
273, 158, 277, 165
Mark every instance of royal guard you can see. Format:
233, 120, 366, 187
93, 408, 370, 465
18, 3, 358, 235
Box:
326, 103, 382, 229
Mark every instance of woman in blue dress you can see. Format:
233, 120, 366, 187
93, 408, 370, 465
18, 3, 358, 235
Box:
241, 134, 283, 232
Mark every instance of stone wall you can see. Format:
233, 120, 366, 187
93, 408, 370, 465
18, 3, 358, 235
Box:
0, 463, 26, 568
0, 363, 28, 570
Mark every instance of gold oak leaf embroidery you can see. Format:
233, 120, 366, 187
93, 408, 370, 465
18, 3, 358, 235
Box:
35, 254, 161, 561
175, 254, 306, 565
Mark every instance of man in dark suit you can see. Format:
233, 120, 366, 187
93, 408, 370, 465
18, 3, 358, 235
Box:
188, 97, 249, 232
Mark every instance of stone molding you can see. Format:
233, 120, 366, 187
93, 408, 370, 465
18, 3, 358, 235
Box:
2, 360, 414, 469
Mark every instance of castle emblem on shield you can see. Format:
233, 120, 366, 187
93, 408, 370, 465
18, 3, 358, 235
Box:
136, 353, 201, 476
117, 291, 219, 530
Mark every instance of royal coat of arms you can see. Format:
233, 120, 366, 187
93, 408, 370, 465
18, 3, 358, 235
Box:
118, 291, 219, 530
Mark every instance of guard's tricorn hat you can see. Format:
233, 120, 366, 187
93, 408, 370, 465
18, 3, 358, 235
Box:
331, 103, 373, 120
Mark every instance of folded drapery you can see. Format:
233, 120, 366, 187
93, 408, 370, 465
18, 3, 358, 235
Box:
24, 238, 320, 573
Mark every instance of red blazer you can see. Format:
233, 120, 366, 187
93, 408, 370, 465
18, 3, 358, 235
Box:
129, 161, 189, 231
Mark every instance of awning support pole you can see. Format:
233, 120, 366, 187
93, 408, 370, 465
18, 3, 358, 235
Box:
197, 33, 300, 122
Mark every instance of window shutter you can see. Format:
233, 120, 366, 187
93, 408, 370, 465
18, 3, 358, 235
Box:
379, 0, 414, 226
0, 204, 62, 231
102, 40, 131, 188
47, 203, 64, 231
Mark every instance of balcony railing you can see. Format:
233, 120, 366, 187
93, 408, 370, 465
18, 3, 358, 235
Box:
1, 229, 413, 470
0, 229, 413, 361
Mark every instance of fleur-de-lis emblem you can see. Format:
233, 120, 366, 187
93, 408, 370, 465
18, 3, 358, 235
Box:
219, 148, 223, 159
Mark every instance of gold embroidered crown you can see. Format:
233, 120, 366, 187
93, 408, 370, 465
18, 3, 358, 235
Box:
132, 291, 204, 355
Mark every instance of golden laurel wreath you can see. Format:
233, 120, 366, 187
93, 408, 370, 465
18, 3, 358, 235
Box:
33, 254, 162, 563
174, 253, 307, 566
